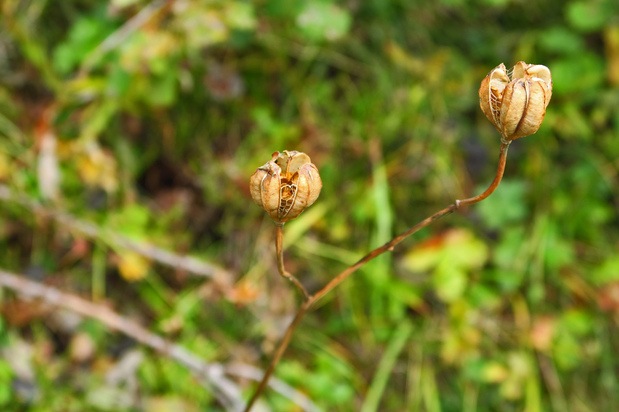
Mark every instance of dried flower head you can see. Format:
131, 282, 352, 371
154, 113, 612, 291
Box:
250, 151, 322, 224
479, 61, 552, 141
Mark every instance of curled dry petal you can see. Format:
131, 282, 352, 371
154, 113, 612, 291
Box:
250, 150, 322, 223
479, 61, 552, 141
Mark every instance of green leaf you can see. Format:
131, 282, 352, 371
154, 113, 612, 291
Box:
591, 257, 619, 285
107, 66, 131, 97
264, 0, 304, 17
468, 283, 501, 308
147, 71, 178, 107
404, 229, 488, 272
443, 230, 488, 269
434, 262, 467, 302
0, 359, 13, 406
553, 332, 582, 371
403, 242, 443, 272
224, 2, 257, 30
296, 1, 352, 42
477, 180, 528, 229
388, 280, 424, 309
540, 26, 585, 55
480, 0, 510, 6
108, 204, 150, 239
487, 268, 526, 292
52, 15, 117, 74
560, 310, 593, 336
566, 1, 613, 33
551, 53, 605, 95
543, 222, 575, 270
493, 227, 526, 268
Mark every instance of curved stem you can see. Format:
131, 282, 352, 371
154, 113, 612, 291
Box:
457, 141, 510, 207
313, 142, 509, 305
275, 224, 310, 300
244, 142, 510, 411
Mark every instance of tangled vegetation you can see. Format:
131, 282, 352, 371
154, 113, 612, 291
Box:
0, 0, 618, 411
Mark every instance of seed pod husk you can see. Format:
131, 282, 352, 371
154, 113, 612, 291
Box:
250, 151, 322, 224
479, 61, 552, 141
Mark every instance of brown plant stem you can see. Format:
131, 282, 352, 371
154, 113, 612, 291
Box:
243, 301, 312, 412
0, 269, 321, 412
0, 184, 227, 279
244, 142, 511, 412
0, 269, 244, 411
275, 223, 310, 300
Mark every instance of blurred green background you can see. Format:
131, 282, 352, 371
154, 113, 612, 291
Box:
0, 0, 618, 411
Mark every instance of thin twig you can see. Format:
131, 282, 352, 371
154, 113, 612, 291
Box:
0, 269, 320, 412
275, 224, 310, 299
244, 141, 511, 411
313, 141, 510, 304
0, 269, 243, 410
243, 301, 312, 412
226, 363, 323, 412
0, 184, 229, 278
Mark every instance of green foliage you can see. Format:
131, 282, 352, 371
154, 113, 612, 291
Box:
0, 359, 13, 407
52, 11, 119, 74
0, 0, 618, 411
296, 1, 352, 42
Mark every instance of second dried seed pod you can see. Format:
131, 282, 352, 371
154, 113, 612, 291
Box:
479, 61, 553, 141
250, 150, 322, 224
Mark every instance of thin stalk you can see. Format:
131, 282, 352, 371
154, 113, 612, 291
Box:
244, 142, 510, 412
275, 223, 310, 300
313, 142, 510, 305
243, 300, 312, 412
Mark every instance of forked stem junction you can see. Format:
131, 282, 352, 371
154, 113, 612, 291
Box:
244, 142, 511, 412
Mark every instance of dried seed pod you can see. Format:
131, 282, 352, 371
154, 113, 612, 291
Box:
479, 61, 552, 141
250, 151, 322, 224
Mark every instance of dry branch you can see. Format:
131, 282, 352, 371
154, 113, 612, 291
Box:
0, 184, 228, 278
0, 269, 321, 412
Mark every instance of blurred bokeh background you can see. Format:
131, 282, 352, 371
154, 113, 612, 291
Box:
0, 0, 618, 410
